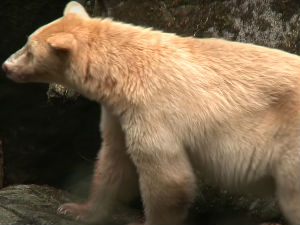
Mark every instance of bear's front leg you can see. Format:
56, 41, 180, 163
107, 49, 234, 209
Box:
127, 125, 197, 225
58, 106, 139, 223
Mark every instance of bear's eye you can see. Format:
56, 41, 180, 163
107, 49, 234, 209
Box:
26, 51, 33, 58
25, 47, 33, 59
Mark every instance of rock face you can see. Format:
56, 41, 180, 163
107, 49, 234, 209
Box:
105, 0, 299, 54
0, 0, 299, 224
0, 184, 281, 225
0, 185, 82, 225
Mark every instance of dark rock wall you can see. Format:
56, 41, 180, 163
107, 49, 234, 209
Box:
105, 0, 299, 54
0, 0, 100, 196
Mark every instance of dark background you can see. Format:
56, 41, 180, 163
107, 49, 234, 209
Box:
0, 0, 100, 196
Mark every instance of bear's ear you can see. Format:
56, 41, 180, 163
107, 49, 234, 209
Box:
64, 1, 89, 18
47, 33, 76, 51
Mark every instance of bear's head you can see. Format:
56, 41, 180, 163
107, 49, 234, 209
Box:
2, 1, 91, 88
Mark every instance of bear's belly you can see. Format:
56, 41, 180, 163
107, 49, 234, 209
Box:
185, 134, 275, 196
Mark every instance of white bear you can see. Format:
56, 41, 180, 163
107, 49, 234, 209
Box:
2, 2, 300, 225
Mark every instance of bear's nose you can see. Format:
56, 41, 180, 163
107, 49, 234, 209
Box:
2, 62, 8, 73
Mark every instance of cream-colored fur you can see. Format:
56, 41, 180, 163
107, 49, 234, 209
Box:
3, 1, 300, 225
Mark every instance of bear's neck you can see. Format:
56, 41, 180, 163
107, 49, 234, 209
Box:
73, 18, 170, 115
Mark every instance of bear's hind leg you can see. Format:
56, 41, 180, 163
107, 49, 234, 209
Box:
274, 151, 300, 225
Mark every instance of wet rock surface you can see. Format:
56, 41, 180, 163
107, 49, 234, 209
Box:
0, 185, 282, 225
0, 184, 82, 225
106, 0, 299, 54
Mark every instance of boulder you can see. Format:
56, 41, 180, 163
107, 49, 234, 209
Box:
0, 184, 82, 225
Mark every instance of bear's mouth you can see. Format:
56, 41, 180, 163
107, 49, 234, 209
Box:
6, 72, 29, 83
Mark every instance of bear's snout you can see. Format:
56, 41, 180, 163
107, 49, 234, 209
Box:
2, 62, 9, 74
1, 59, 28, 83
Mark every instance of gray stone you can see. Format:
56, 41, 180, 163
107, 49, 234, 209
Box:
0, 185, 282, 225
0, 184, 82, 225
